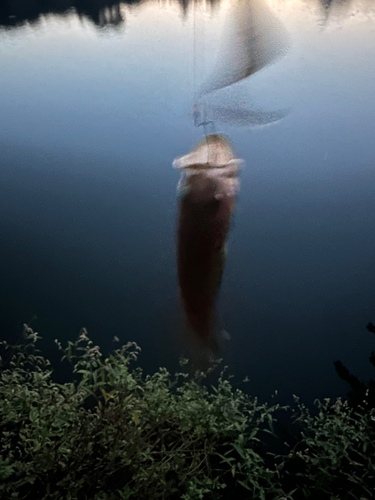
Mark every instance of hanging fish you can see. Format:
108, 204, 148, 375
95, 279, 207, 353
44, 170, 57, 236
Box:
173, 134, 242, 350
172, 0, 288, 352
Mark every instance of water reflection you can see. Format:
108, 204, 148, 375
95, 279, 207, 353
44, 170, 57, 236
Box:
1, 0, 374, 31
0, 0, 375, 404
0, 0, 126, 28
197, 0, 290, 128
0, 0, 218, 29
200, 0, 289, 95
294, 0, 375, 24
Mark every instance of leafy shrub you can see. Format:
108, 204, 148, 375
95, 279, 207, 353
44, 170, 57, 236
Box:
279, 397, 375, 500
0, 326, 282, 500
1, 325, 375, 500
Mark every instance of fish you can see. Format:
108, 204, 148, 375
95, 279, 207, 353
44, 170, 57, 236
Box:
173, 134, 242, 350
172, 0, 287, 353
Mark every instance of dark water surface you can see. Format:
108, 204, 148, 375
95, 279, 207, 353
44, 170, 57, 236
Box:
1, 0, 375, 403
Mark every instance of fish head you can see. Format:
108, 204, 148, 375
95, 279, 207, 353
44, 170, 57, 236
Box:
173, 134, 243, 199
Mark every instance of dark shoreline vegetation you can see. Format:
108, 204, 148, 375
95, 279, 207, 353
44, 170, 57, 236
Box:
0, 0, 217, 29
1, 325, 375, 500
0, 0, 369, 30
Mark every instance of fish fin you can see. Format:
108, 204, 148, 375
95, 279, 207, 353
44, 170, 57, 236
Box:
220, 329, 231, 341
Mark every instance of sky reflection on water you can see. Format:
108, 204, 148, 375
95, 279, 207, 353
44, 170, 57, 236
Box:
0, 0, 375, 403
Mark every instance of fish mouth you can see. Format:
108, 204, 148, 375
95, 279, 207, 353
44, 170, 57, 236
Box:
173, 134, 238, 169
173, 134, 242, 198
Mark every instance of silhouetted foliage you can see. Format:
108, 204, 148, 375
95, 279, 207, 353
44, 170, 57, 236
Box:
0, 0, 219, 29
0, 0, 128, 28
1, 0, 372, 30
334, 321, 375, 410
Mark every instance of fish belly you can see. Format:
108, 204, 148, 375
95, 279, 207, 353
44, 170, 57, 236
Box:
177, 174, 234, 346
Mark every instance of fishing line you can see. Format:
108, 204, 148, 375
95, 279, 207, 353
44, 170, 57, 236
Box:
193, 0, 197, 111
192, 0, 217, 168
192, 0, 214, 134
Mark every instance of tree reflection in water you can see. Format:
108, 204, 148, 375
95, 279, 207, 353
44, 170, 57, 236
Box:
1, 0, 374, 30
0, 0, 217, 29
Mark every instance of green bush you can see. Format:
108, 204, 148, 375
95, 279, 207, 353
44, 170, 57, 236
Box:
1, 325, 375, 500
279, 397, 375, 500
0, 326, 283, 500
